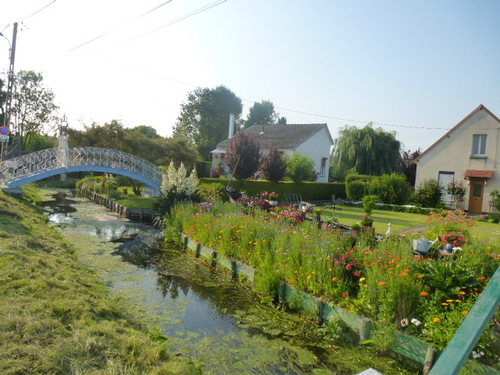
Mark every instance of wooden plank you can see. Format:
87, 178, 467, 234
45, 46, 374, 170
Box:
429, 266, 500, 375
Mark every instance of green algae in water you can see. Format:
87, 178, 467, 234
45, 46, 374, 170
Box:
41, 189, 422, 375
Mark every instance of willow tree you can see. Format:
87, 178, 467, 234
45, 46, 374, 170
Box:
330, 123, 401, 181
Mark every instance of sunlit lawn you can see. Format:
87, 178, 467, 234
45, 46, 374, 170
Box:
115, 197, 158, 209
318, 204, 428, 234
318, 204, 500, 244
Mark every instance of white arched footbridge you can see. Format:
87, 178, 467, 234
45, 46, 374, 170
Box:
0, 147, 162, 194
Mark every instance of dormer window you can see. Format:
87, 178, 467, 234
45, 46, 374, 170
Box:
472, 134, 487, 157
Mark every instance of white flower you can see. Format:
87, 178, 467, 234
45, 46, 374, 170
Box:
411, 318, 421, 326
400, 318, 409, 327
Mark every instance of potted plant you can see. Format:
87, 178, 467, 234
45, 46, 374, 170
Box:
350, 222, 362, 236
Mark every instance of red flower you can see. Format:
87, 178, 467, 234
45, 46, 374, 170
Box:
345, 264, 352, 271
343, 293, 349, 298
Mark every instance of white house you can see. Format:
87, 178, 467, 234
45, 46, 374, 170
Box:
211, 123, 334, 183
415, 105, 500, 214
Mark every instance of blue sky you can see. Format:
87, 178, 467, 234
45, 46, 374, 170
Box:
1, 0, 499, 152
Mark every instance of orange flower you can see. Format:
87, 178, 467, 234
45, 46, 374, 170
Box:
417, 275, 424, 278
479, 277, 486, 280
462, 311, 468, 315
400, 273, 408, 277
441, 303, 449, 306
379, 281, 387, 286
332, 277, 338, 281
404, 269, 410, 272
421, 291, 429, 296
459, 291, 466, 295
433, 317, 441, 323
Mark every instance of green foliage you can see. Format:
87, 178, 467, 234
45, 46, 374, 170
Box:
330, 123, 401, 181
197, 183, 225, 202
24, 133, 57, 151
244, 100, 285, 127
411, 179, 443, 208
490, 189, 500, 212
225, 130, 261, 180
173, 85, 243, 159
369, 173, 409, 204
260, 145, 287, 182
345, 174, 372, 201
199, 178, 346, 201
285, 152, 316, 183
11, 70, 59, 149
362, 195, 379, 215
397, 149, 421, 187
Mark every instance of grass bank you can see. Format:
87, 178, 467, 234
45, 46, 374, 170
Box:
0, 187, 197, 374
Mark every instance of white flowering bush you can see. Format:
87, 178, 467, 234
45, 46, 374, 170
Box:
157, 161, 199, 214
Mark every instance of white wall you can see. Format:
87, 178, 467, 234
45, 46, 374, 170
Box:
415, 108, 500, 212
296, 126, 333, 183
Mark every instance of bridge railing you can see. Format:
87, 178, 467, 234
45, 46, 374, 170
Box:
0, 147, 163, 188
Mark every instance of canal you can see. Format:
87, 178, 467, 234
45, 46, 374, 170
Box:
41, 189, 417, 375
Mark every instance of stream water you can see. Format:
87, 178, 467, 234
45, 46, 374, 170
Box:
41, 189, 338, 375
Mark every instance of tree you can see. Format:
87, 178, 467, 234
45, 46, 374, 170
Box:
225, 130, 260, 180
330, 123, 401, 181
260, 145, 287, 182
10, 70, 59, 149
156, 137, 200, 170
245, 100, 286, 128
398, 148, 422, 187
285, 152, 316, 183
173, 85, 243, 160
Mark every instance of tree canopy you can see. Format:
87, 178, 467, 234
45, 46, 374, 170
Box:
10, 71, 59, 148
285, 152, 316, 183
260, 145, 287, 182
68, 120, 199, 168
397, 148, 422, 187
330, 124, 401, 181
225, 130, 261, 180
245, 100, 286, 128
173, 85, 243, 160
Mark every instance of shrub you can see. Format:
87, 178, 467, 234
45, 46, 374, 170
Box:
346, 180, 367, 201
490, 189, 500, 212
369, 173, 409, 204
260, 145, 287, 182
284, 152, 316, 183
362, 195, 379, 215
412, 179, 443, 208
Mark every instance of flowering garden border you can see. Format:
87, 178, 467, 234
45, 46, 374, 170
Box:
180, 234, 498, 375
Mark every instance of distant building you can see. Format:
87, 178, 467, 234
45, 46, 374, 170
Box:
212, 123, 334, 183
415, 105, 499, 213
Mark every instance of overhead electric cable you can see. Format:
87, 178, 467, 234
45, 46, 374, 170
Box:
19, 0, 57, 22
122, 0, 227, 44
67, 0, 173, 52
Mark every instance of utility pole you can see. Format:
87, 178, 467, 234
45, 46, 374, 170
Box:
1, 22, 17, 161
4, 22, 18, 129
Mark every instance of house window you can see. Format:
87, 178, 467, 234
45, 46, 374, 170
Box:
472, 134, 487, 157
319, 157, 328, 177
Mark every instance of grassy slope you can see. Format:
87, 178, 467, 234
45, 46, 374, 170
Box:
0, 189, 196, 374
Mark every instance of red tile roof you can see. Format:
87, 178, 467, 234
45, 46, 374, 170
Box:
464, 169, 494, 178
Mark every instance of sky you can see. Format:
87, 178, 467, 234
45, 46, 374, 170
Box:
1, 0, 499, 152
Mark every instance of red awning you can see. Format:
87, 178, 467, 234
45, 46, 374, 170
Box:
464, 169, 494, 178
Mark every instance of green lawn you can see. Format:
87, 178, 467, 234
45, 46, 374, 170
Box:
319, 204, 500, 245
115, 197, 158, 209
319, 204, 428, 234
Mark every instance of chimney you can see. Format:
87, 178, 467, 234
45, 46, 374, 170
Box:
228, 113, 235, 138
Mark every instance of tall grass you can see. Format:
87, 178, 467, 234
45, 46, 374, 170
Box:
170, 201, 500, 362
0, 189, 197, 374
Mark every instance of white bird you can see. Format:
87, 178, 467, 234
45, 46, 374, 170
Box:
385, 223, 392, 237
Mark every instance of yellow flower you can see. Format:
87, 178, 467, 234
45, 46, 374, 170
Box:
462, 311, 468, 315
359, 277, 366, 282
433, 317, 441, 323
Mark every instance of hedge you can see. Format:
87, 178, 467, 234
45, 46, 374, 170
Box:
199, 178, 346, 201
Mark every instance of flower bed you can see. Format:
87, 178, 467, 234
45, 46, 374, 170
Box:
166, 202, 500, 369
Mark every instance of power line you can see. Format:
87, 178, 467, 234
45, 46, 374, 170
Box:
19, 0, 57, 22
67, 0, 173, 53
122, 0, 227, 44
